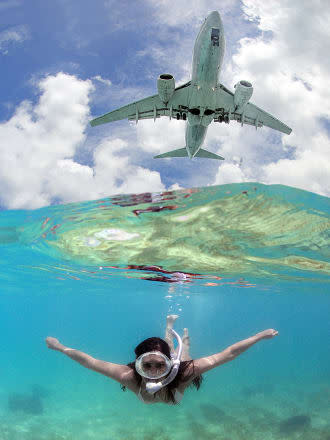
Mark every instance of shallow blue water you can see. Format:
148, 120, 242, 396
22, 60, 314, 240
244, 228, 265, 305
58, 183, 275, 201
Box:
0, 183, 329, 440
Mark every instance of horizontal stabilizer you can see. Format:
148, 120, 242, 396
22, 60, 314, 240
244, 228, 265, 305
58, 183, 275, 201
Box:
194, 148, 225, 160
154, 148, 188, 159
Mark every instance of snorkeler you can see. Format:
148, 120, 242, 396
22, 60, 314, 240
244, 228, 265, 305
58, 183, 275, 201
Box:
45, 315, 278, 405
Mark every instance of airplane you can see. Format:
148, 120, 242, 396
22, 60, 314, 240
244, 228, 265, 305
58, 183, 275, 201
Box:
90, 11, 292, 160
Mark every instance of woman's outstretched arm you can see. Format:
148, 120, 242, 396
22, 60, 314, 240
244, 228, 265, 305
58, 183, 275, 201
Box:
193, 329, 278, 376
45, 337, 135, 389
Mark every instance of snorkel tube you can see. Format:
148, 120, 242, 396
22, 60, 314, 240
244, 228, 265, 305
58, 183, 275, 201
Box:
145, 328, 183, 394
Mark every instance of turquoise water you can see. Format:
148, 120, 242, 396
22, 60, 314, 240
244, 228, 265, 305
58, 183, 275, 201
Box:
0, 183, 329, 440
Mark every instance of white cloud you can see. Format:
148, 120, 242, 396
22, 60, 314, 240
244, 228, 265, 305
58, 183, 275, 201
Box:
147, 0, 235, 28
0, 73, 165, 209
45, 138, 165, 203
0, 25, 30, 54
91, 137, 165, 196
136, 117, 185, 154
45, 159, 95, 203
92, 75, 112, 86
0, 73, 91, 208
0, 1, 21, 12
261, 143, 330, 196
168, 183, 183, 191
214, 162, 248, 185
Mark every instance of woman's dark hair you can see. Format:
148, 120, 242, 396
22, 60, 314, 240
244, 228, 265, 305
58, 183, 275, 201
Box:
121, 337, 203, 404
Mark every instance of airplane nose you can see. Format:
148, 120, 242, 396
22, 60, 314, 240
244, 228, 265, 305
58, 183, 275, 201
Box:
207, 11, 221, 26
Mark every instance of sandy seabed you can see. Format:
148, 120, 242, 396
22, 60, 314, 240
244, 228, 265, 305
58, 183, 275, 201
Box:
1, 380, 330, 440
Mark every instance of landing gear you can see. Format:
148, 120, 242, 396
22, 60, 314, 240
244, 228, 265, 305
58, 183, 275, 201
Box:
216, 114, 230, 123
176, 113, 181, 120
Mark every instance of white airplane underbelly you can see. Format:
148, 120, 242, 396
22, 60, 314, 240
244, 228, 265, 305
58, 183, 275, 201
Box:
185, 13, 224, 157
185, 124, 208, 157
191, 12, 224, 89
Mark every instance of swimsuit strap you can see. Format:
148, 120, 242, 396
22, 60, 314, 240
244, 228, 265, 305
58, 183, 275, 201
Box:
137, 385, 183, 404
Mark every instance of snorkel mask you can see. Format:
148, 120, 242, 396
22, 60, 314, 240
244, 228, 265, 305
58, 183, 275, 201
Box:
135, 329, 183, 394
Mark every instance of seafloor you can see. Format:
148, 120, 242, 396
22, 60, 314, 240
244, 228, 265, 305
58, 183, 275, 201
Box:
1, 380, 329, 440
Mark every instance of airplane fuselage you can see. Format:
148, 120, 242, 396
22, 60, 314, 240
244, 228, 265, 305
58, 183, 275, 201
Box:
185, 11, 225, 158
90, 10, 291, 159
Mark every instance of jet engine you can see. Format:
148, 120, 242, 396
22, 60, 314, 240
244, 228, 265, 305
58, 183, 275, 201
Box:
234, 80, 253, 110
157, 74, 175, 104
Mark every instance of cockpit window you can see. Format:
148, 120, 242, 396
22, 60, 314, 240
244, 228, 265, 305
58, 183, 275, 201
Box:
211, 28, 220, 46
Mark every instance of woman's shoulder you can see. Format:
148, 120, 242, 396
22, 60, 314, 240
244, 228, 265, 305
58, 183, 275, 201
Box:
177, 360, 197, 388
120, 366, 140, 392
181, 359, 196, 375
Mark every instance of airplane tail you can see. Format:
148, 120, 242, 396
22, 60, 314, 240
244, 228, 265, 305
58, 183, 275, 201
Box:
154, 147, 224, 160
194, 149, 225, 160
154, 148, 188, 159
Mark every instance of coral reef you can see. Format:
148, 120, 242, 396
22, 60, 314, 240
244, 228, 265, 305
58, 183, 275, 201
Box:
8, 392, 43, 415
279, 414, 311, 434
200, 403, 226, 424
7, 384, 49, 415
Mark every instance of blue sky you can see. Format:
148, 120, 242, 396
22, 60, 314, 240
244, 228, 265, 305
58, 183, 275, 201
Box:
0, 0, 329, 209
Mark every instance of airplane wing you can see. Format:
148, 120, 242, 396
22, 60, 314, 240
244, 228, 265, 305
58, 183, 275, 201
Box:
214, 84, 292, 135
90, 81, 192, 127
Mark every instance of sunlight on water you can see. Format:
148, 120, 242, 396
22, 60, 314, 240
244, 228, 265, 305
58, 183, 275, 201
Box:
6, 182, 330, 280
0, 183, 329, 440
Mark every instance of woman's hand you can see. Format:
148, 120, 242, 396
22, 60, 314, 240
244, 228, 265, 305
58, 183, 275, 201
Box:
258, 329, 279, 340
45, 336, 64, 352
